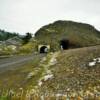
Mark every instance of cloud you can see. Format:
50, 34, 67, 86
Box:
0, 0, 100, 34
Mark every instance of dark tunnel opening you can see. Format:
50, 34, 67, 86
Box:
60, 39, 69, 50
40, 46, 48, 53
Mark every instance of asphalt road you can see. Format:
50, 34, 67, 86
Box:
0, 53, 45, 70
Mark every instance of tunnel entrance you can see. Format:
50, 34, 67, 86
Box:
60, 39, 69, 50
40, 46, 48, 53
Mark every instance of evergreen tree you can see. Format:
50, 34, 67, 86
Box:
22, 33, 32, 44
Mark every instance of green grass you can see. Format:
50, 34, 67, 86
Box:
0, 46, 100, 99
0, 53, 54, 99
0, 56, 41, 90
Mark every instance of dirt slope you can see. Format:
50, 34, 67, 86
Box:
39, 45, 100, 98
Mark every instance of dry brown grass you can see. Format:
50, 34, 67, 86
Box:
0, 45, 100, 99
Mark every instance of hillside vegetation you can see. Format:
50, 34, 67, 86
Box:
0, 21, 100, 99
0, 31, 34, 56
0, 29, 19, 41
0, 45, 100, 99
35, 20, 100, 51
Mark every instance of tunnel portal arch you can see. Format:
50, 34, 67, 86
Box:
38, 45, 50, 53
60, 39, 69, 50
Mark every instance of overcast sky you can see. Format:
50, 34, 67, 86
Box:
0, 0, 100, 35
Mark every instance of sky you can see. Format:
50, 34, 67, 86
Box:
0, 0, 100, 35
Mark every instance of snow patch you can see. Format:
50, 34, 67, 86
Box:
97, 58, 100, 63
40, 57, 47, 63
88, 57, 100, 67
93, 58, 97, 61
27, 72, 35, 79
44, 74, 53, 81
56, 93, 67, 97
49, 57, 57, 66
38, 74, 54, 87
89, 62, 96, 67
38, 81, 43, 86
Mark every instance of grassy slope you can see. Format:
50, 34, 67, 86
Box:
0, 45, 100, 99
0, 56, 42, 91
18, 39, 38, 54
39, 45, 100, 95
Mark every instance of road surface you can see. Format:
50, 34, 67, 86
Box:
0, 54, 45, 71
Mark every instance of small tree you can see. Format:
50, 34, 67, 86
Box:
22, 33, 32, 44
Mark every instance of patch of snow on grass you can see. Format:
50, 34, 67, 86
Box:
38, 81, 42, 86
44, 74, 54, 81
38, 74, 54, 87
49, 57, 57, 66
40, 57, 47, 63
89, 62, 96, 67
46, 70, 51, 74
37, 52, 58, 87
88, 57, 100, 67
27, 72, 35, 79
56, 93, 63, 97
97, 58, 100, 63
93, 58, 97, 61
56, 93, 67, 97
